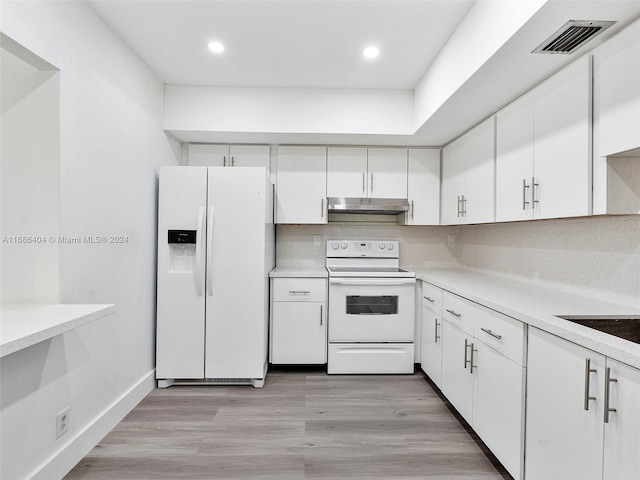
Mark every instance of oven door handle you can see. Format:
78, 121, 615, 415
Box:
329, 278, 416, 286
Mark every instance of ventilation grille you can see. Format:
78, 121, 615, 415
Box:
533, 20, 615, 54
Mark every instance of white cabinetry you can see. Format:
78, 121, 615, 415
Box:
187, 144, 270, 169
441, 117, 495, 225
526, 327, 640, 480
276, 146, 327, 224
496, 56, 592, 222
270, 277, 327, 364
327, 147, 408, 199
440, 292, 525, 480
401, 149, 440, 225
597, 18, 640, 157
420, 282, 443, 387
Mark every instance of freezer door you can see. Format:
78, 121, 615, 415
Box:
205, 167, 270, 379
156, 166, 207, 379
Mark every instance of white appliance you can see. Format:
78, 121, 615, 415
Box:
326, 240, 416, 374
156, 166, 274, 388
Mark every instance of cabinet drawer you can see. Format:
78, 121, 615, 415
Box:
473, 304, 525, 366
421, 282, 443, 315
442, 292, 475, 336
273, 278, 326, 302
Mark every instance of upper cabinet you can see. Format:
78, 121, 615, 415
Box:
496, 56, 592, 222
400, 149, 440, 225
441, 117, 495, 225
275, 146, 327, 224
327, 147, 408, 199
597, 19, 640, 157
187, 144, 270, 169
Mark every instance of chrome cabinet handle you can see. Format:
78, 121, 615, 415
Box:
223, 155, 227, 167
464, 339, 471, 369
604, 367, 618, 423
362, 172, 365, 193
231, 156, 235, 167
320, 304, 323, 326
434, 319, 440, 343
321, 198, 324, 218
584, 358, 597, 411
411, 200, 414, 219
289, 290, 311, 294
370, 172, 374, 193
470, 342, 477, 374
446, 309, 461, 318
480, 327, 502, 340
423, 296, 435, 303
522, 179, 530, 210
457, 196, 462, 217
461, 195, 467, 216
532, 177, 539, 209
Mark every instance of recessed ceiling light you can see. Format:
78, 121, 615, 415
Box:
363, 46, 380, 59
208, 41, 225, 53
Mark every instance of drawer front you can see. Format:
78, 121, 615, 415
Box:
473, 305, 525, 366
328, 343, 414, 374
273, 278, 326, 302
421, 281, 443, 315
442, 292, 475, 336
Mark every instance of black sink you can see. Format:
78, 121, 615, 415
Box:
556, 316, 640, 345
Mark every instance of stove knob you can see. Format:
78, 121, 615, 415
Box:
341, 242, 348, 249
387, 243, 395, 250
379, 243, 386, 250
332, 242, 340, 250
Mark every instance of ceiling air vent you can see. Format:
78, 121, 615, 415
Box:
532, 20, 615, 54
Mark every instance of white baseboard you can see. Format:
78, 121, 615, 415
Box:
29, 369, 156, 480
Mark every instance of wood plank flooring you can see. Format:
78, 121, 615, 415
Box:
65, 370, 512, 480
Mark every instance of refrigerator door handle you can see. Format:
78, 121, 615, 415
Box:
195, 206, 205, 296
206, 206, 215, 296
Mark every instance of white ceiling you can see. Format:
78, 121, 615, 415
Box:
87, 0, 475, 90
87, 0, 640, 146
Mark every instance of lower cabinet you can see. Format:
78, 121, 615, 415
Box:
420, 282, 443, 387
526, 327, 640, 480
270, 277, 327, 364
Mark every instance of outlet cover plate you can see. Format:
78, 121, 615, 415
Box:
56, 407, 69, 439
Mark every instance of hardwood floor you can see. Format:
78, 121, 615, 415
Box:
65, 370, 512, 479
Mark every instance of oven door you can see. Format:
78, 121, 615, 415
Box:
328, 277, 415, 342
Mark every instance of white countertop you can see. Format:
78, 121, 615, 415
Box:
414, 268, 640, 369
270, 267, 328, 278
0, 304, 115, 358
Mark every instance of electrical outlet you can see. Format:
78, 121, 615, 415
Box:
56, 407, 69, 439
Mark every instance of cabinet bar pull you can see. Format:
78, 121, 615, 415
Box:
464, 339, 471, 369
411, 200, 414, 219
457, 196, 462, 217
424, 296, 435, 303
583, 358, 597, 411
532, 177, 539, 209
522, 179, 530, 210
470, 342, 477, 374
320, 304, 323, 326
435, 319, 440, 343
231, 156, 235, 167
461, 195, 467, 216
362, 172, 365, 193
446, 309, 461, 318
321, 198, 324, 218
604, 367, 618, 423
370, 172, 374, 193
223, 155, 227, 167
480, 327, 502, 340
289, 290, 310, 294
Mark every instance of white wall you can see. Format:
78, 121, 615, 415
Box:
0, 2, 179, 479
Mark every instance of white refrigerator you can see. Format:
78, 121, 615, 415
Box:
156, 166, 274, 387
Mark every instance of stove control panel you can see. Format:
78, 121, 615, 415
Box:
327, 240, 399, 258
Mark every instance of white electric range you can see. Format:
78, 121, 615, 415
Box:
326, 240, 416, 374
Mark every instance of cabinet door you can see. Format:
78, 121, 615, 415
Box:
276, 146, 327, 224
187, 144, 228, 166
327, 147, 368, 198
271, 302, 326, 364
525, 327, 605, 480
533, 55, 591, 220
367, 148, 408, 199
472, 341, 525, 480
597, 19, 640, 157
441, 141, 466, 225
603, 358, 640, 480
420, 305, 442, 387
229, 145, 270, 169
462, 117, 495, 224
441, 320, 474, 423
496, 92, 534, 222
404, 149, 440, 225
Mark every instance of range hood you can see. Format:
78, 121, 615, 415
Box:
327, 197, 410, 215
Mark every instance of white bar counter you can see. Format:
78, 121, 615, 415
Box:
0, 304, 114, 358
